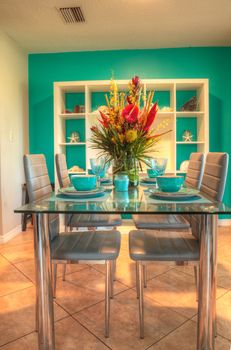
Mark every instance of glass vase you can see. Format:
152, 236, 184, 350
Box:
113, 155, 139, 188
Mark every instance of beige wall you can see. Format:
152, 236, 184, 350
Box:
0, 31, 28, 241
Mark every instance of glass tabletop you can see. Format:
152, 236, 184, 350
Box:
15, 186, 231, 215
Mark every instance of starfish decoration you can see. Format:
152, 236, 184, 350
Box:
183, 130, 193, 142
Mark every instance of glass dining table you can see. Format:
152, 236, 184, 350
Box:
15, 186, 231, 350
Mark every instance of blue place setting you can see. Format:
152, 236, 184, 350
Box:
156, 175, 184, 192
58, 173, 107, 199
146, 157, 168, 178
71, 174, 97, 191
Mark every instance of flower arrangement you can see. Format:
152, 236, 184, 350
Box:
90, 76, 170, 185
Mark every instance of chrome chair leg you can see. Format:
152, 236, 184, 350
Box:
138, 261, 144, 339
113, 260, 116, 281
53, 262, 57, 298
35, 296, 39, 332
105, 260, 111, 338
143, 264, 147, 288
136, 261, 140, 299
194, 265, 199, 301
110, 260, 114, 299
62, 264, 67, 281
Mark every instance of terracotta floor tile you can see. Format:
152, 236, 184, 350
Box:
144, 268, 227, 319
55, 266, 128, 314
1, 317, 109, 350
0, 224, 231, 349
143, 269, 199, 318
15, 259, 89, 284
217, 290, 231, 340
0, 241, 34, 264
74, 289, 186, 350
0, 332, 38, 350
0, 228, 34, 249
148, 319, 231, 350
93, 252, 172, 289
0, 255, 33, 296
0, 286, 68, 346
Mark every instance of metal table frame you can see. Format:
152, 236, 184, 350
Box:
15, 188, 229, 350
31, 212, 217, 350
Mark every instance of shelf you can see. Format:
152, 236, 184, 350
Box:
176, 141, 205, 144
176, 111, 204, 117
59, 142, 86, 146
157, 111, 174, 117
68, 171, 87, 175
59, 113, 86, 119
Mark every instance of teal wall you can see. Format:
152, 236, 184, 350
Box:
29, 47, 231, 206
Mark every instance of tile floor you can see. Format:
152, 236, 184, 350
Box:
0, 222, 231, 349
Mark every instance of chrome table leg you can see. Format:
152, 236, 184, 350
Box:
138, 261, 144, 339
105, 260, 111, 338
197, 214, 217, 350
34, 213, 55, 350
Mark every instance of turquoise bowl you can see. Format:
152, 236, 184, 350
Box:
71, 175, 97, 191
156, 176, 184, 192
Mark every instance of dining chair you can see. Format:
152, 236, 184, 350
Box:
55, 153, 122, 232
129, 152, 229, 338
55, 153, 122, 282
133, 152, 205, 288
24, 154, 121, 337
133, 152, 205, 231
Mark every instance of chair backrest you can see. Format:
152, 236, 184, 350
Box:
191, 152, 229, 239
201, 152, 229, 201
23, 154, 59, 240
185, 152, 205, 190
55, 153, 70, 188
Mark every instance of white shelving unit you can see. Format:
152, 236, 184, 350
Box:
54, 79, 209, 188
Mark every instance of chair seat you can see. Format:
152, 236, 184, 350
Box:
66, 214, 122, 228
133, 214, 190, 230
51, 230, 121, 261
129, 230, 199, 262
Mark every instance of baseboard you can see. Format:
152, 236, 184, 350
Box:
0, 225, 22, 244
218, 219, 231, 227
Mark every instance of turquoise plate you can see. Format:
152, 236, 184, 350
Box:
141, 177, 157, 184
58, 187, 105, 199
150, 193, 201, 201
100, 178, 112, 184
149, 188, 200, 201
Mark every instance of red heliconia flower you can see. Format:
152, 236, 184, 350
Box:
99, 111, 109, 128
132, 76, 140, 86
122, 104, 139, 124
126, 95, 132, 104
143, 103, 158, 132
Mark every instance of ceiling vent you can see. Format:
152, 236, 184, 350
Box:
58, 7, 85, 23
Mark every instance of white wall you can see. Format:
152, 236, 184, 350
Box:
0, 31, 28, 242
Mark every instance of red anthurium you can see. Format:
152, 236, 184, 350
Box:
122, 104, 139, 124
132, 76, 140, 86
143, 103, 158, 132
99, 111, 109, 128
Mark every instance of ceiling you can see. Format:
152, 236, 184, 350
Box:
0, 0, 231, 53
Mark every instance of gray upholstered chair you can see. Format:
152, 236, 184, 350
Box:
129, 152, 229, 338
55, 153, 122, 231
133, 152, 205, 230
24, 154, 121, 337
